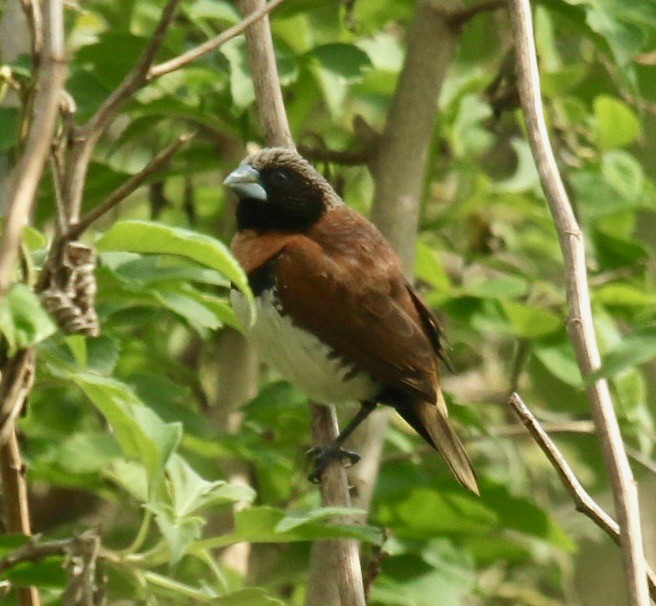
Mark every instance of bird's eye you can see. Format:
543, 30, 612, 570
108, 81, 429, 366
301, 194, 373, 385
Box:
271, 170, 289, 184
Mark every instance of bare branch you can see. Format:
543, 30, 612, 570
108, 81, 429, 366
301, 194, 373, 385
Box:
307, 403, 366, 606
238, 0, 293, 149
149, 0, 287, 80
508, 393, 656, 601
234, 0, 364, 601
0, 0, 66, 298
65, 133, 193, 239
509, 2, 649, 603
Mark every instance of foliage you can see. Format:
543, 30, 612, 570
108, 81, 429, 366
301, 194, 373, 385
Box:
1, 0, 656, 603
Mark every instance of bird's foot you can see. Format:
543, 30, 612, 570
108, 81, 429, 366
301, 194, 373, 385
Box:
306, 445, 361, 484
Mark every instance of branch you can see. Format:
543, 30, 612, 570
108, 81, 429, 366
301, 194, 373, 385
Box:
148, 0, 287, 79
234, 0, 364, 602
510, 1, 649, 604
65, 133, 193, 239
0, 0, 66, 298
307, 403, 366, 606
508, 393, 656, 601
238, 0, 293, 149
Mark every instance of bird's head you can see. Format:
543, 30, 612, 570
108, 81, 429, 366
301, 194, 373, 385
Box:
224, 148, 341, 232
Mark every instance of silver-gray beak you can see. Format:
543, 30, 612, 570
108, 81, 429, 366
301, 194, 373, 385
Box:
223, 165, 268, 201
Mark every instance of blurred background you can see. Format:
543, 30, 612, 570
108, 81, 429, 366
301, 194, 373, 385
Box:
1, 0, 656, 603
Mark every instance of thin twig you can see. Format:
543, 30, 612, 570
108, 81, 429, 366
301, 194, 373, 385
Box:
508, 393, 656, 601
65, 133, 193, 239
509, 1, 649, 603
148, 0, 287, 79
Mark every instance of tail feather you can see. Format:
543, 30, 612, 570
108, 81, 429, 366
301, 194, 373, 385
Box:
395, 398, 479, 495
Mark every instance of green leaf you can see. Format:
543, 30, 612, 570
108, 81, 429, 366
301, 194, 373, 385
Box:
501, 301, 562, 338
96, 220, 250, 300
0, 284, 57, 355
275, 507, 367, 532
594, 283, 656, 308
532, 341, 583, 388
166, 454, 255, 519
376, 487, 498, 537
185, 0, 240, 25
450, 95, 493, 158
481, 483, 574, 549
305, 43, 372, 80
601, 150, 644, 202
221, 37, 255, 109
0, 535, 30, 559
71, 372, 182, 496
414, 242, 452, 292
0, 107, 20, 152
0, 556, 66, 589
594, 96, 640, 149
108, 254, 230, 288
461, 276, 529, 300
493, 139, 540, 193
56, 431, 122, 474
194, 506, 384, 551
150, 502, 204, 566
591, 326, 656, 380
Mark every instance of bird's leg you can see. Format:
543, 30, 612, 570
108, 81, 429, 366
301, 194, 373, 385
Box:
307, 401, 377, 484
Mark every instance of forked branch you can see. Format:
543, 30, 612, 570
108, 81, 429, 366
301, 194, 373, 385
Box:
508, 393, 656, 601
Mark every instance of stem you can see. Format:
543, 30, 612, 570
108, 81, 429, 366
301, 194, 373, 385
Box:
149, 0, 287, 79
509, 1, 649, 603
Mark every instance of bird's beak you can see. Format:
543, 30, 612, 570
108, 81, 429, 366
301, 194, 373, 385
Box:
223, 165, 268, 201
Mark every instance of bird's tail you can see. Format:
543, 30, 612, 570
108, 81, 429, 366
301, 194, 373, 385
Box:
395, 395, 479, 495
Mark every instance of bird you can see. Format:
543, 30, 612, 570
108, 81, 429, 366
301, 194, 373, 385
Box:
224, 147, 478, 494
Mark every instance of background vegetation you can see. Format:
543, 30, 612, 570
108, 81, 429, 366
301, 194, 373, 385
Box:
1, 0, 656, 604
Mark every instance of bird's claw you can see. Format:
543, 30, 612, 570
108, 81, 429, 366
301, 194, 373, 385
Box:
306, 446, 361, 484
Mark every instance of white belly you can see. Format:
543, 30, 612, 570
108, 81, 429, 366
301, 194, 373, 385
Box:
231, 289, 378, 404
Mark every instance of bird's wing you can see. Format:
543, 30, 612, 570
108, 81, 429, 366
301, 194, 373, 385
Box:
406, 284, 454, 373
274, 235, 438, 403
